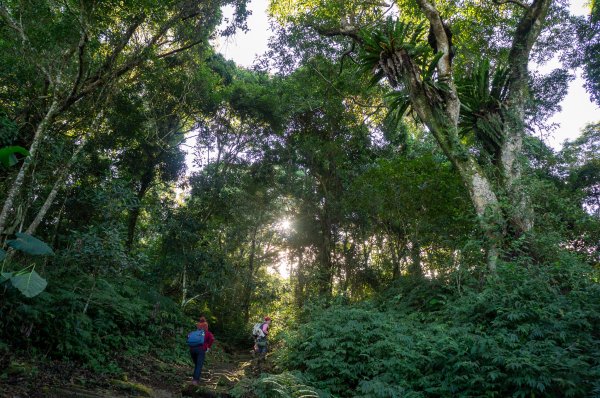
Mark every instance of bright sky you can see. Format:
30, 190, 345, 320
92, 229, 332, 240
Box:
213, 0, 599, 150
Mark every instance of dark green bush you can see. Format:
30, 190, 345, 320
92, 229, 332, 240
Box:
280, 262, 600, 397
0, 274, 188, 373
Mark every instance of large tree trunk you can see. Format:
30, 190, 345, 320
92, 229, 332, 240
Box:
409, 240, 422, 277
499, 0, 552, 237
370, 0, 551, 269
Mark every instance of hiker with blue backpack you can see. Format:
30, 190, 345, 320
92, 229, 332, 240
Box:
186, 316, 215, 385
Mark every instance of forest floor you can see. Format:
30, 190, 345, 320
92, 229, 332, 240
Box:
1, 343, 267, 398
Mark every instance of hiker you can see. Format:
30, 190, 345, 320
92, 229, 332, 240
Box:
252, 316, 272, 356
187, 316, 214, 385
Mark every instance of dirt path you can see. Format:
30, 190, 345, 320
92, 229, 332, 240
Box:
179, 350, 255, 397
3, 346, 261, 398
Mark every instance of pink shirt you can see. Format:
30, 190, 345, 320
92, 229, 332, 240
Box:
261, 323, 269, 336
201, 330, 215, 351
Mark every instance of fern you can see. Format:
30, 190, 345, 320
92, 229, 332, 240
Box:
456, 59, 511, 159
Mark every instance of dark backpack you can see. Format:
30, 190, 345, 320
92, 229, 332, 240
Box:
187, 329, 206, 347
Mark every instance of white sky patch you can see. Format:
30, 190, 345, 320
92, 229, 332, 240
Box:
214, 0, 272, 68
545, 72, 599, 148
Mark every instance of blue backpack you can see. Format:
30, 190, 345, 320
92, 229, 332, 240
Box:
187, 329, 206, 347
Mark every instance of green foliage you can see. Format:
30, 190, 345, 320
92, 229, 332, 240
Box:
1, 233, 54, 298
0, 274, 187, 372
0, 146, 29, 168
232, 372, 323, 398
577, 6, 600, 106
0, 112, 18, 146
280, 262, 600, 397
6, 233, 54, 255
358, 19, 429, 85
456, 59, 510, 158
1, 0, 598, 394
7, 270, 47, 298
357, 19, 447, 125
561, 122, 600, 217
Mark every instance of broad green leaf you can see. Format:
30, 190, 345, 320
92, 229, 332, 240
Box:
10, 270, 47, 298
0, 248, 6, 261
7, 233, 54, 255
0, 271, 13, 284
0, 146, 29, 168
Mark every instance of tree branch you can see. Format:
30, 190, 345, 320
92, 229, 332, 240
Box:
0, 4, 51, 80
157, 38, 204, 58
312, 25, 363, 43
507, 0, 552, 86
415, 0, 452, 79
492, 0, 530, 9
68, 29, 89, 102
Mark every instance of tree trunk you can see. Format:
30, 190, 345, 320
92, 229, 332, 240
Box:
0, 100, 59, 236
242, 230, 258, 324
26, 136, 90, 235
318, 208, 334, 297
125, 170, 154, 252
409, 240, 422, 277
499, 0, 552, 237
181, 261, 188, 307
390, 239, 401, 279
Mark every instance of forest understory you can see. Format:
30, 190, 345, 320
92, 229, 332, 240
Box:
2, 342, 260, 397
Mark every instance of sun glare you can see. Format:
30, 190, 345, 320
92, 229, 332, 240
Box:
276, 218, 292, 232
273, 250, 292, 279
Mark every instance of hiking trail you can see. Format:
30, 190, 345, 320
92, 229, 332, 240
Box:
33, 346, 261, 398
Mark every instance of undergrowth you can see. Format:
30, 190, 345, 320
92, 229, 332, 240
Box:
276, 261, 600, 397
0, 274, 189, 375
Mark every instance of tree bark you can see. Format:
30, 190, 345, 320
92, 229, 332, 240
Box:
242, 228, 258, 324
125, 169, 154, 252
0, 100, 59, 236
500, 0, 552, 236
25, 147, 82, 236
409, 240, 422, 277
319, 204, 335, 297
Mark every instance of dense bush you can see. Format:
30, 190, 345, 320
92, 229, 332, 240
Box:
280, 262, 600, 397
0, 274, 188, 373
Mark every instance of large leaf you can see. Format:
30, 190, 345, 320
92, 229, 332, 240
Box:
0, 271, 13, 284
10, 270, 47, 298
0, 146, 29, 168
0, 248, 6, 261
7, 233, 54, 255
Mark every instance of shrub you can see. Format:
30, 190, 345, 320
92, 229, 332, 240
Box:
0, 274, 188, 373
280, 262, 600, 397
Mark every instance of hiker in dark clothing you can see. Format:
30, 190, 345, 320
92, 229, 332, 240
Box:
188, 317, 214, 385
